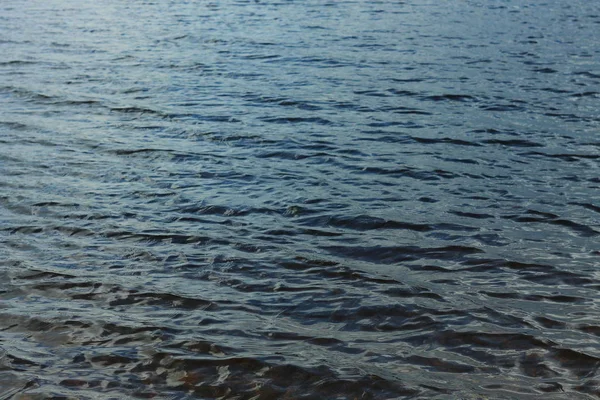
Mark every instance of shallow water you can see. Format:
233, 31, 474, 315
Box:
1, 0, 599, 398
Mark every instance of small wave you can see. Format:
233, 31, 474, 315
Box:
0, 121, 31, 130
522, 151, 600, 162
573, 71, 600, 79
110, 106, 162, 115
0, 60, 38, 66
422, 94, 478, 102
296, 214, 433, 232
260, 116, 333, 125
532, 67, 558, 73
481, 104, 526, 112
326, 245, 484, 264
482, 139, 544, 147
412, 136, 481, 147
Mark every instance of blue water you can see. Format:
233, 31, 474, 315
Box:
1, 0, 599, 398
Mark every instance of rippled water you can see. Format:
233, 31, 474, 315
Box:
1, 0, 600, 398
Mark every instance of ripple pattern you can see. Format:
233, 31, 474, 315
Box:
1, 0, 600, 398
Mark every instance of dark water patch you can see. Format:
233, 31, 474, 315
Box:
540, 87, 572, 94
54, 99, 101, 106
390, 77, 427, 83
110, 106, 162, 115
579, 325, 600, 336
536, 317, 567, 330
451, 211, 495, 219
573, 71, 600, 79
407, 330, 554, 351
173, 203, 277, 218
422, 94, 478, 102
387, 88, 420, 97
532, 67, 558, 74
286, 56, 352, 68
518, 352, 560, 378
299, 227, 342, 237
277, 99, 323, 111
482, 139, 544, 148
457, 259, 559, 276
170, 113, 242, 123
297, 214, 433, 232
522, 151, 600, 162
240, 53, 281, 60
412, 136, 481, 147
104, 230, 219, 246
296, 303, 445, 333
570, 202, 600, 214
1, 86, 55, 102
365, 120, 425, 128
111, 147, 180, 156
359, 166, 461, 180
469, 128, 521, 136
502, 210, 599, 237
387, 106, 432, 115
481, 103, 526, 112
522, 271, 596, 286
326, 245, 484, 264
279, 257, 399, 286
404, 355, 476, 373
103, 291, 216, 311
544, 112, 596, 123
255, 150, 328, 160
0, 60, 39, 66
260, 116, 334, 125
551, 349, 600, 378
438, 156, 480, 165
481, 291, 588, 304
0, 121, 31, 131
383, 286, 444, 301
571, 91, 600, 98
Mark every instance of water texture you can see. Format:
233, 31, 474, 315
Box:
1, 0, 599, 398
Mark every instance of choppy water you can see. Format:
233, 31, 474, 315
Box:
1, 0, 599, 398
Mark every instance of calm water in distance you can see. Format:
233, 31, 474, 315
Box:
1, 0, 600, 398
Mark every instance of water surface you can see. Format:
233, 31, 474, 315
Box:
1, 0, 600, 398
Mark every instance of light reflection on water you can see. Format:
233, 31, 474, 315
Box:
1, 0, 600, 398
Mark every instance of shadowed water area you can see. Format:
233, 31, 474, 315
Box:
1, 0, 600, 398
